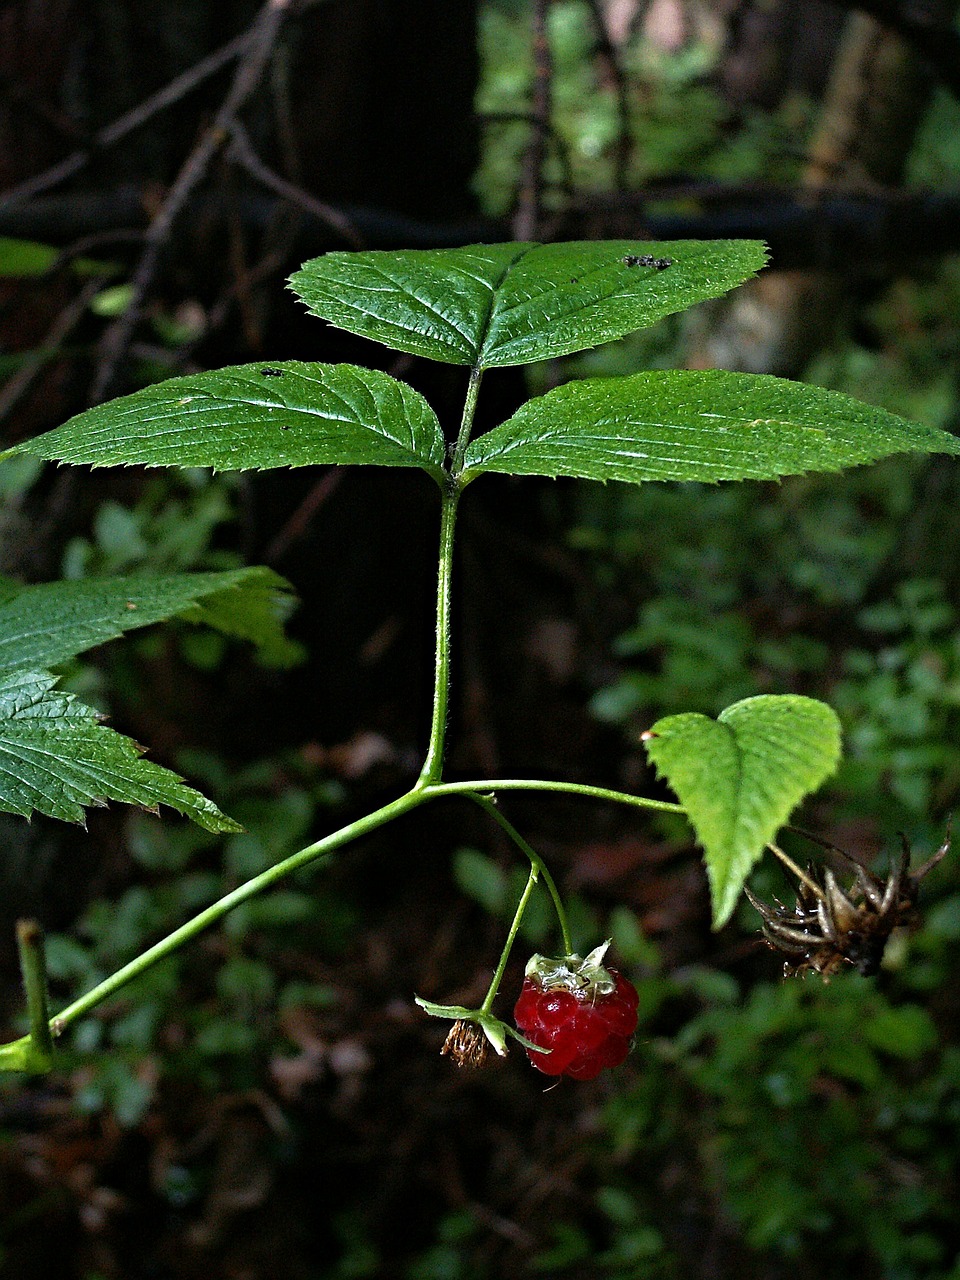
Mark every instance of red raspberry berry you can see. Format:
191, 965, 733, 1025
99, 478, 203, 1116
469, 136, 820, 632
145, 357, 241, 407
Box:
514, 945, 639, 1081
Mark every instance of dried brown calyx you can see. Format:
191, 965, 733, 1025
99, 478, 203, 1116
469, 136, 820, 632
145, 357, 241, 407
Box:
745, 826, 950, 980
440, 1019, 490, 1069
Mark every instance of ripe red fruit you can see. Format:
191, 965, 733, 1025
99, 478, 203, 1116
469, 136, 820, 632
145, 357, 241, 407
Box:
514, 945, 639, 1081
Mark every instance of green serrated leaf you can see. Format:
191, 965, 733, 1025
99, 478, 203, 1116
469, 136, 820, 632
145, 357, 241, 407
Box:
643, 695, 842, 929
3, 362, 446, 480
0, 669, 240, 831
290, 240, 767, 369
462, 370, 960, 484
0, 568, 298, 673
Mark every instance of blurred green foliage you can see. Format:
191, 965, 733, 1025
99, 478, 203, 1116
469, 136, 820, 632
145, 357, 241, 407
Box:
38, 751, 348, 1123
475, 0, 815, 217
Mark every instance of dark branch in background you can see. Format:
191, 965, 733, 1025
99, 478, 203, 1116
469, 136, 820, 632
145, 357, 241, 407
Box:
90, 0, 297, 403
479, 111, 575, 195
0, 70, 84, 146
835, 0, 960, 100
583, 0, 632, 191
2, 182, 960, 270
513, 0, 553, 241
0, 277, 108, 425
0, 32, 251, 211
225, 120, 363, 248
0, 0, 955, 417
263, 468, 345, 565
577, 182, 960, 268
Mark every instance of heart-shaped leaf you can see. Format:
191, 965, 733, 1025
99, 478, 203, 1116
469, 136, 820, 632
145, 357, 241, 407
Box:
0, 670, 240, 831
3, 362, 446, 480
643, 695, 842, 928
289, 240, 767, 369
461, 370, 960, 484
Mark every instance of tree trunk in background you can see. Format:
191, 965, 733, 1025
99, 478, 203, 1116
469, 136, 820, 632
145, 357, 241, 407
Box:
688, 0, 947, 378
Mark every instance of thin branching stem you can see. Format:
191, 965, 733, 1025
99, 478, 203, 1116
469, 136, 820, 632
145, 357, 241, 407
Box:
481, 866, 539, 1014
467, 792, 572, 954
425, 777, 683, 814
768, 842, 825, 900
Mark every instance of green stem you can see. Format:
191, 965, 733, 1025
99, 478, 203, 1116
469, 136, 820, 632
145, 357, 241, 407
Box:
417, 484, 459, 785
30, 773, 683, 1045
467, 792, 572, 954
451, 366, 483, 475
16, 920, 54, 1065
50, 787, 428, 1036
424, 777, 684, 815
480, 865, 539, 1014
416, 364, 483, 784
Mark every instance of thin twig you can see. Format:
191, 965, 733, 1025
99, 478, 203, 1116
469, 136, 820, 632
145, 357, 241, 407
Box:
226, 119, 363, 247
478, 110, 574, 194
0, 275, 107, 425
91, 0, 296, 403
583, 0, 632, 190
0, 32, 251, 210
172, 239, 294, 368
263, 469, 344, 564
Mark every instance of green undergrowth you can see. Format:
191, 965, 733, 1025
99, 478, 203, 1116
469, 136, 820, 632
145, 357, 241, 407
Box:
29, 753, 348, 1123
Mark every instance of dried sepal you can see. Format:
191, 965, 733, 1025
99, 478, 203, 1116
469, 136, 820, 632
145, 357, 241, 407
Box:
746, 825, 950, 980
441, 1019, 489, 1069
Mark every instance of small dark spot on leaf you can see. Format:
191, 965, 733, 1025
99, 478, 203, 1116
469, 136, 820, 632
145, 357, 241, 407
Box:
622, 254, 673, 270
570, 277, 579, 284
260, 367, 284, 376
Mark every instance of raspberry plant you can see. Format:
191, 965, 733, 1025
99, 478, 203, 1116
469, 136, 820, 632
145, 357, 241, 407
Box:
1, 239, 958, 1076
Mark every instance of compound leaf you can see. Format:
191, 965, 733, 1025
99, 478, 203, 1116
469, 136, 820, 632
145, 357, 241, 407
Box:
0, 670, 240, 831
643, 695, 842, 929
290, 240, 767, 369
3, 362, 446, 480
462, 370, 960, 484
0, 568, 300, 674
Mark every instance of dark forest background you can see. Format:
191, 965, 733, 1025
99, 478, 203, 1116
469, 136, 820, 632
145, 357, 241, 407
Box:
1, 1, 960, 1277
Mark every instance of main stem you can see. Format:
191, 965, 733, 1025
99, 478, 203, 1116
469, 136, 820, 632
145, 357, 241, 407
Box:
451, 367, 483, 475
418, 364, 481, 783
417, 482, 459, 785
